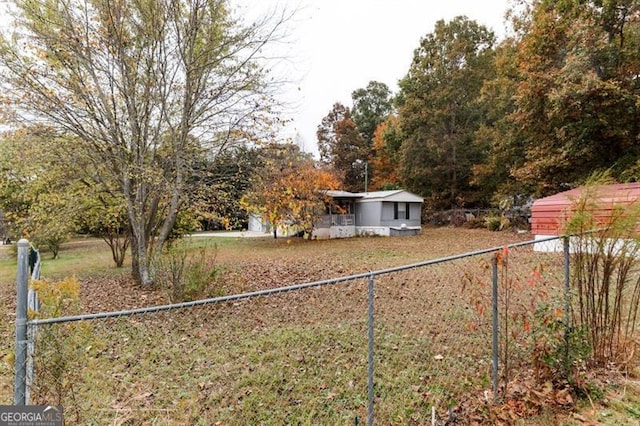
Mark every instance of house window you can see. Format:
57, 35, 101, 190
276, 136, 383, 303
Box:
394, 202, 410, 220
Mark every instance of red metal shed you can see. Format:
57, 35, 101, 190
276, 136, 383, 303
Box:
531, 183, 640, 236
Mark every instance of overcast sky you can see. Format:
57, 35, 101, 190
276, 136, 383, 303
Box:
0, 0, 514, 154
236, 0, 514, 156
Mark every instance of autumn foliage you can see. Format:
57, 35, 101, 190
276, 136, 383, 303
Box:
317, 1, 640, 212
369, 115, 402, 190
242, 144, 342, 238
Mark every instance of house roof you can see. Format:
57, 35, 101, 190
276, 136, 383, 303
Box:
531, 183, 640, 235
325, 190, 363, 199
355, 190, 424, 203
324, 189, 424, 203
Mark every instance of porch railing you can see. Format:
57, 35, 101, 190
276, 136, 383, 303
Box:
316, 214, 355, 228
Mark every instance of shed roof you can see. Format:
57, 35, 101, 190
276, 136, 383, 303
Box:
531, 183, 640, 236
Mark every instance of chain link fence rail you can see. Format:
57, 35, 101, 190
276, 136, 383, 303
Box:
10, 235, 572, 424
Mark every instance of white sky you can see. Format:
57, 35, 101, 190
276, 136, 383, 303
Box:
0, 0, 514, 154
235, 0, 514, 156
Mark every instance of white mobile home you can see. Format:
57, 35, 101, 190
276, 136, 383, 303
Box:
311, 189, 423, 239
247, 189, 424, 239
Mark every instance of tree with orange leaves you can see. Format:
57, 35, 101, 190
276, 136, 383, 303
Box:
369, 115, 403, 190
242, 144, 342, 238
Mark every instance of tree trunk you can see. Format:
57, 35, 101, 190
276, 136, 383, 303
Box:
104, 231, 129, 268
133, 230, 153, 287
127, 202, 153, 287
129, 231, 142, 285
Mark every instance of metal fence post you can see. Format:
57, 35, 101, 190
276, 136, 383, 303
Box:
491, 254, 499, 403
367, 272, 375, 426
563, 236, 571, 372
14, 239, 29, 405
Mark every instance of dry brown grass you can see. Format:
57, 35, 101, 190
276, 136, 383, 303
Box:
1, 228, 638, 424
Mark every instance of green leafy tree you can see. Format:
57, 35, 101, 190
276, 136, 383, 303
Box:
398, 16, 496, 210
188, 146, 262, 231
0, 0, 290, 285
0, 127, 132, 263
351, 81, 393, 185
0, 127, 78, 258
504, 0, 640, 196
471, 38, 528, 204
77, 191, 130, 268
317, 103, 367, 192
351, 81, 393, 147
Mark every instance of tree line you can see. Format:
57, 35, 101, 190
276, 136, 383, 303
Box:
318, 0, 640, 212
1, 0, 639, 286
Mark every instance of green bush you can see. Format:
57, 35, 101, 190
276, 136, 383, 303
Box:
529, 303, 590, 383
154, 243, 223, 302
485, 215, 500, 231
484, 215, 510, 231
465, 216, 486, 229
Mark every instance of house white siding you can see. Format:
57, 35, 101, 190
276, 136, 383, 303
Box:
356, 201, 383, 226
251, 189, 423, 239
248, 214, 267, 233
312, 224, 356, 239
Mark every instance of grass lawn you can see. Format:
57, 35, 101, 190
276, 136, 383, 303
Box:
1, 228, 639, 424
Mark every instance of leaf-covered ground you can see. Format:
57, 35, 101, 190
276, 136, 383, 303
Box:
77, 227, 531, 313
1, 228, 639, 424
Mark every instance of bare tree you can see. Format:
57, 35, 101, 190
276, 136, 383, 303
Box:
0, 0, 291, 285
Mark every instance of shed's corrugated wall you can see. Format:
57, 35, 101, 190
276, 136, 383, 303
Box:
531, 183, 640, 236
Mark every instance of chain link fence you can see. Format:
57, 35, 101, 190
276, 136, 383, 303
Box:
9, 236, 571, 424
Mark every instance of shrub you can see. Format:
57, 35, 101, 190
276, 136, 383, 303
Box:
30, 277, 95, 423
485, 215, 509, 231
564, 175, 640, 366
154, 242, 223, 303
465, 216, 486, 229
529, 303, 590, 383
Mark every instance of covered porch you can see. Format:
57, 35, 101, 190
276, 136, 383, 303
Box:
312, 191, 360, 239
